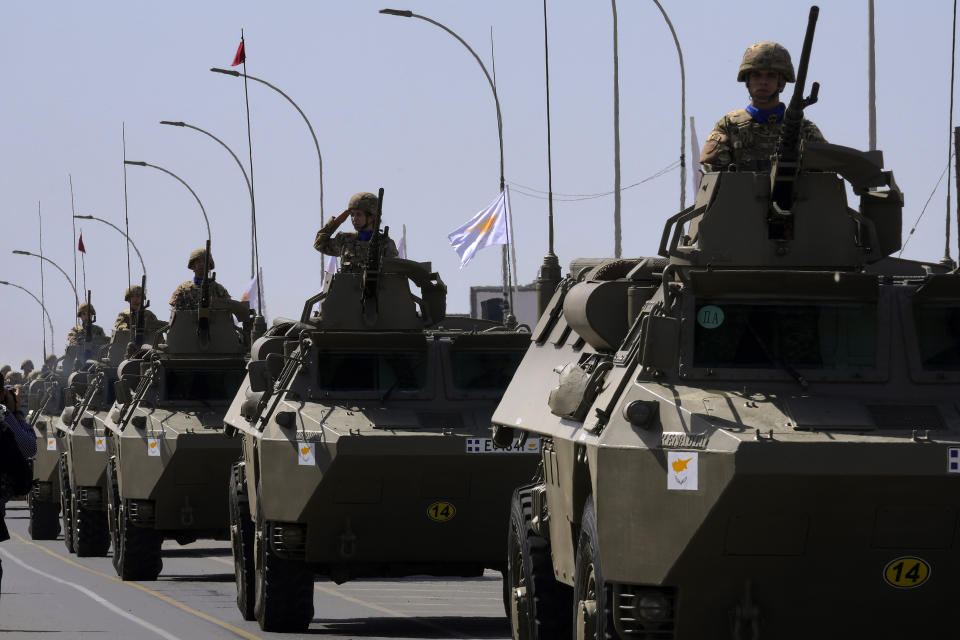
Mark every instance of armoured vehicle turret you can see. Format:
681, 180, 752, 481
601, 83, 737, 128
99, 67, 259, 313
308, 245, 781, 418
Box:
497, 8, 960, 639
223, 193, 537, 632
56, 285, 165, 557
102, 288, 250, 580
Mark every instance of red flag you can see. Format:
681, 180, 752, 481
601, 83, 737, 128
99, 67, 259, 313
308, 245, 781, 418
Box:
231, 40, 246, 66
78, 233, 86, 254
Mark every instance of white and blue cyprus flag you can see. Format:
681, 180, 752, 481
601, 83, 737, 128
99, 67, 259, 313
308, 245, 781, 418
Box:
448, 188, 511, 268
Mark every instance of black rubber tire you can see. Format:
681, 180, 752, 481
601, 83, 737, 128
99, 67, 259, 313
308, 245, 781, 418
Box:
28, 492, 61, 540
253, 488, 314, 632
106, 457, 122, 574
58, 455, 75, 554
113, 498, 163, 581
73, 495, 110, 558
229, 463, 256, 621
573, 496, 618, 640
506, 486, 572, 640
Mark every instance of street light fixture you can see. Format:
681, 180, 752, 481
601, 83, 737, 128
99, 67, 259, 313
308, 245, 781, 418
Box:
124, 160, 211, 245
209, 67, 325, 223
72, 215, 147, 279
379, 7, 514, 314
0, 280, 55, 357
11, 249, 79, 311
159, 120, 256, 278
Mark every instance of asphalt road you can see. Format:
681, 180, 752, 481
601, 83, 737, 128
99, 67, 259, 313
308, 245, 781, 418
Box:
0, 501, 511, 640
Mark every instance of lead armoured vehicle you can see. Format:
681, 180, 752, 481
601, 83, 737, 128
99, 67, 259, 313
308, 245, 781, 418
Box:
223, 196, 537, 632
102, 285, 249, 580
497, 9, 960, 639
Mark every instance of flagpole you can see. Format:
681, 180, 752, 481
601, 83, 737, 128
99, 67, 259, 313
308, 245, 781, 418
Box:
38, 201, 47, 358
80, 234, 87, 296
238, 30, 263, 315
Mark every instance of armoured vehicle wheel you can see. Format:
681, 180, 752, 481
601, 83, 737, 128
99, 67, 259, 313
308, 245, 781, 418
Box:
72, 496, 110, 557
58, 455, 75, 554
229, 463, 255, 621
506, 487, 572, 639
106, 457, 120, 572
253, 500, 314, 631
113, 498, 163, 580
27, 492, 61, 540
573, 497, 616, 640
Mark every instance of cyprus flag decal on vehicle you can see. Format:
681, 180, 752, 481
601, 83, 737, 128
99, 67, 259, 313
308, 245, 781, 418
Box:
667, 451, 698, 491
298, 442, 315, 465
147, 438, 160, 456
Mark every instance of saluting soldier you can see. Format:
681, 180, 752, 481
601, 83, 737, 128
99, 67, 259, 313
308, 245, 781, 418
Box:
314, 192, 398, 272
115, 285, 161, 332
169, 248, 232, 310
699, 41, 826, 172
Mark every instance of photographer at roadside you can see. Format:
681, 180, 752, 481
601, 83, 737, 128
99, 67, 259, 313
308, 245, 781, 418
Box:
1, 384, 35, 601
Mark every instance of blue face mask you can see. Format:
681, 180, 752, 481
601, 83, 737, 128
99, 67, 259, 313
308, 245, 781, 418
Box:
193, 276, 204, 285
746, 103, 786, 124
358, 230, 374, 242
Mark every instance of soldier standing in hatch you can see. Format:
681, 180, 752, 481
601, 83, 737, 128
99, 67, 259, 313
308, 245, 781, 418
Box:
314, 192, 398, 272
699, 41, 826, 172
66, 303, 107, 347
29, 354, 58, 382
115, 285, 160, 333
19, 360, 33, 381
169, 248, 232, 311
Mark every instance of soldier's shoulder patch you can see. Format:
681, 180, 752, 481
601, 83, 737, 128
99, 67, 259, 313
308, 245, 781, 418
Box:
725, 108, 751, 124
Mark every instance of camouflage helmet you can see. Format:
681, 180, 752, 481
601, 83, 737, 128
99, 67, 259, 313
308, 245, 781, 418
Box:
77, 302, 96, 317
347, 192, 379, 216
737, 42, 795, 83
21, 359, 34, 370
4, 371, 23, 386
45, 354, 58, 366
124, 285, 144, 301
0, 365, 10, 377
188, 248, 214, 270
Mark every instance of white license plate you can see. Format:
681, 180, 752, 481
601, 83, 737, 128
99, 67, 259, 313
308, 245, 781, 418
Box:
465, 437, 540, 454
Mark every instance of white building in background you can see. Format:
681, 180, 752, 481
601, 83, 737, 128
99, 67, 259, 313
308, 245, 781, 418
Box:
468, 284, 538, 329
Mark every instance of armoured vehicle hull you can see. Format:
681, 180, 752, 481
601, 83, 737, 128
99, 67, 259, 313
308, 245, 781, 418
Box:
224, 256, 538, 632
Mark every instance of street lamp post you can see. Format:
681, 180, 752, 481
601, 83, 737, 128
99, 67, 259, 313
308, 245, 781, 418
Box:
159, 121, 257, 278
209, 68, 325, 224
0, 280, 55, 357
379, 8, 514, 315
124, 161, 211, 245
11, 250, 79, 311
650, 0, 687, 210
73, 215, 147, 279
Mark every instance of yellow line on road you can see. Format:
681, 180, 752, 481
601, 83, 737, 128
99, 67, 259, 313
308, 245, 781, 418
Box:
211, 556, 473, 639
12, 532, 261, 640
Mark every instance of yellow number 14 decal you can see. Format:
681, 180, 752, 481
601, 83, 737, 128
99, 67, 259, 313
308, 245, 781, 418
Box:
883, 556, 930, 589
427, 501, 456, 522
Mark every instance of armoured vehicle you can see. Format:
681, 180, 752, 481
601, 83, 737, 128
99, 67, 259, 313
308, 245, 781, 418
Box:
24, 359, 67, 540
223, 194, 537, 632
497, 9, 960, 639
102, 279, 250, 580
56, 291, 164, 557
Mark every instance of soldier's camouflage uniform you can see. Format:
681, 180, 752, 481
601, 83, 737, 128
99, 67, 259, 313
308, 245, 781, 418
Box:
700, 109, 825, 172
313, 218, 399, 272
114, 308, 162, 332
169, 281, 231, 310
66, 324, 107, 347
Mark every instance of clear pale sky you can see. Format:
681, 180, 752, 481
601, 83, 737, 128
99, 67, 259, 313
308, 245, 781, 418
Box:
1, 0, 956, 367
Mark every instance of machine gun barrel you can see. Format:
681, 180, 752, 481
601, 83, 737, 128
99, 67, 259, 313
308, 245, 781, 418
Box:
134, 274, 147, 346
770, 5, 820, 216
778, 6, 820, 164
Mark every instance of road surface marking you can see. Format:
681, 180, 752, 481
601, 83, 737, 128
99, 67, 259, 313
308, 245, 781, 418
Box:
0, 547, 182, 640
11, 532, 261, 640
